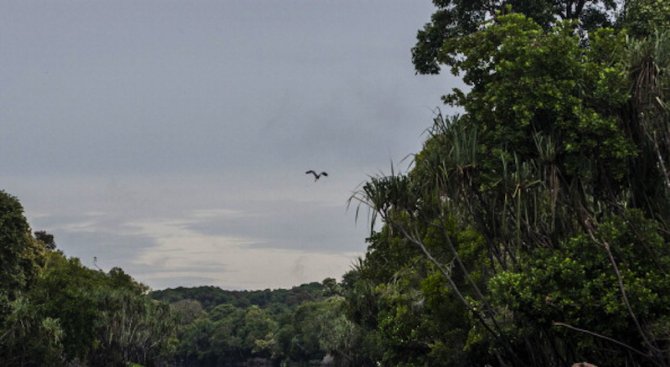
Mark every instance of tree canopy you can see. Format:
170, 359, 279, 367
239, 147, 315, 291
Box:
345, 1, 670, 366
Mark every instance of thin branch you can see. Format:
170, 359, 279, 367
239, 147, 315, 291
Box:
393, 223, 525, 365
585, 228, 663, 358
395, 224, 497, 337
553, 322, 651, 360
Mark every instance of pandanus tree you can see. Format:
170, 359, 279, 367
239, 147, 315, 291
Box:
348, 5, 670, 366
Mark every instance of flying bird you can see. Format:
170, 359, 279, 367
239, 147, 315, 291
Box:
306, 170, 328, 181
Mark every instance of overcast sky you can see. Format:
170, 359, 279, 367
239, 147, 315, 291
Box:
1, 0, 457, 290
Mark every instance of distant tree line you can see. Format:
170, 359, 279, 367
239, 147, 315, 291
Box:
150, 283, 328, 311
150, 280, 359, 366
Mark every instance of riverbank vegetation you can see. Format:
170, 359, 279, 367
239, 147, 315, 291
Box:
0, 191, 353, 366
343, 0, 670, 365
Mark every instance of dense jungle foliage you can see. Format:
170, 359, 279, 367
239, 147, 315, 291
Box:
0, 191, 355, 366
149, 281, 357, 366
0, 191, 176, 366
345, 0, 670, 366
1, 0, 669, 366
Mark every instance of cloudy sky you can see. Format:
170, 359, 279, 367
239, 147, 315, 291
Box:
1, 0, 457, 290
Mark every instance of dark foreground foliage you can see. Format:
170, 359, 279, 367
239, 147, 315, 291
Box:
344, 1, 670, 366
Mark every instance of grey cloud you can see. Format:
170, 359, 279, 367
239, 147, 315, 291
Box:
1, 0, 454, 177
179, 200, 367, 252
2, 0, 458, 289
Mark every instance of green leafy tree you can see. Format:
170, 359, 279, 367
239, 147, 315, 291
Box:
29, 252, 108, 361
490, 210, 670, 364
625, 0, 670, 37
239, 306, 277, 357
0, 191, 45, 306
0, 297, 64, 366
349, 4, 670, 366
28, 251, 177, 366
176, 316, 218, 366
90, 283, 177, 366
34, 230, 56, 251
0, 191, 52, 366
412, 0, 620, 74
171, 299, 205, 326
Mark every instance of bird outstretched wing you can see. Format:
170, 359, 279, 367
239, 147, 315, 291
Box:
305, 170, 327, 181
